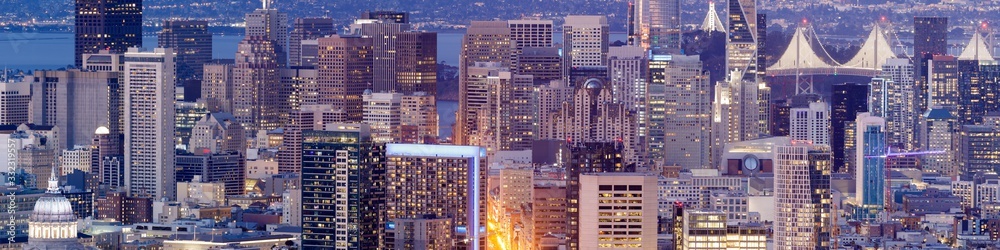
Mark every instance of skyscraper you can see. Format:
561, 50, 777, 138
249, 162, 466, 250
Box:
854, 113, 886, 221
0, 80, 30, 126
515, 47, 562, 85
921, 108, 957, 176
244, 1, 289, 66
29, 70, 121, 151
395, 31, 438, 95
712, 70, 763, 164
361, 10, 409, 24
233, 37, 283, 132
507, 19, 554, 50
790, 101, 831, 146
300, 125, 385, 249
317, 35, 374, 122
457, 21, 514, 144
201, 60, 235, 113
74, 0, 142, 67
577, 173, 658, 249
289, 18, 335, 67
385, 143, 485, 250
565, 142, 632, 250
914, 17, 948, 116
123, 47, 176, 200
608, 46, 648, 112
958, 125, 1000, 179
158, 20, 212, 82
648, 54, 711, 169
832, 82, 870, 171
774, 141, 831, 249
541, 78, 640, 164
871, 58, 917, 151
350, 19, 410, 92
562, 16, 610, 76
363, 92, 403, 143
957, 60, 1000, 125
635, 0, 681, 50
927, 55, 959, 115
727, 0, 759, 82
463, 63, 535, 153
400, 92, 438, 144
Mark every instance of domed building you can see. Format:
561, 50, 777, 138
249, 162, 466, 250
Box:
23, 167, 87, 250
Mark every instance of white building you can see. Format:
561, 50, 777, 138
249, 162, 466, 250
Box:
774, 141, 832, 249
124, 47, 177, 200
578, 173, 658, 249
177, 177, 226, 206
363, 92, 402, 143
60, 145, 92, 175
0, 80, 31, 125
282, 188, 301, 226
790, 101, 831, 146
871, 58, 917, 150
562, 15, 609, 74
921, 108, 957, 176
649, 54, 711, 169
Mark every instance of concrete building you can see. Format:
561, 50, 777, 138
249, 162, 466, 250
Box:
400, 92, 438, 144
577, 173, 657, 249
175, 151, 245, 196
774, 141, 832, 249
201, 61, 235, 113
188, 112, 245, 155
28, 70, 120, 150
921, 108, 958, 177
394, 31, 438, 95
289, 18, 335, 67
457, 21, 514, 144
176, 178, 226, 206
515, 47, 562, 85
541, 78, 639, 164
281, 67, 319, 110
0, 81, 30, 125
648, 54, 711, 169
790, 101, 831, 146
562, 15, 609, 76
317, 35, 373, 122
386, 216, 453, 250
124, 47, 176, 200
385, 143, 486, 250
871, 58, 917, 151
712, 70, 766, 164
363, 92, 402, 143
532, 179, 566, 249
244, 2, 288, 66
507, 19, 554, 50
565, 142, 632, 250
60, 145, 92, 175
959, 125, 1000, 179
233, 36, 283, 132
463, 63, 535, 153
277, 104, 344, 173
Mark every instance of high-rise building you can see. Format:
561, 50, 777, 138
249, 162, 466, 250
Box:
188, 112, 245, 155
712, 72, 763, 164
361, 10, 409, 24
832, 82, 869, 171
774, 141, 831, 249
515, 47, 562, 85
507, 19, 554, 50
29, 70, 121, 150
958, 125, 1000, 179
363, 92, 403, 143
158, 20, 212, 81
74, 0, 142, 67
93, 126, 124, 188
457, 21, 514, 144
386, 217, 453, 249
608, 46, 648, 112
350, 19, 410, 93
562, 16, 609, 76
790, 101, 830, 146
233, 37, 283, 133
462, 63, 535, 153
770, 99, 792, 136
648, 54, 711, 169
289, 18, 335, 67
175, 151, 245, 196
855, 113, 886, 221
541, 78, 639, 164
914, 17, 948, 60
957, 60, 1000, 125
727, 0, 759, 82
532, 179, 566, 248
317, 35, 374, 122
244, 2, 288, 66
921, 108, 958, 177
281, 67, 319, 111
635, 0, 681, 50
201, 60, 235, 113
577, 173, 658, 249
385, 143, 486, 250
927, 55, 959, 115
565, 142, 632, 250
123, 47, 176, 200
871, 58, 917, 151
300, 125, 385, 249
676, 208, 767, 250
400, 92, 438, 144
0, 81, 31, 125
277, 104, 344, 174
395, 31, 438, 95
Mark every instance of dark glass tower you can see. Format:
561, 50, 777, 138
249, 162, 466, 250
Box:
565, 142, 634, 250
290, 18, 336, 67
74, 0, 143, 67
831, 82, 869, 172
300, 127, 385, 249
158, 20, 212, 82
913, 17, 948, 115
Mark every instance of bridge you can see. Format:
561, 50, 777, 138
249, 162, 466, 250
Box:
766, 23, 897, 79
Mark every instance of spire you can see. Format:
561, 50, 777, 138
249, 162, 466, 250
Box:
46, 163, 59, 194
262, 0, 271, 9
959, 31, 994, 61
701, 2, 726, 33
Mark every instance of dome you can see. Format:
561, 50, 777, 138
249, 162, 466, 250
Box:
94, 126, 110, 135
584, 78, 603, 89
30, 196, 76, 223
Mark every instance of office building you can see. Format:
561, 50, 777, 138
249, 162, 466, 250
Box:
93, 127, 124, 188
921, 108, 957, 176
123, 48, 176, 200
95, 190, 153, 224
648, 54, 711, 169
457, 21, 514, 144
386, 216, 453, 250
577, 173, 658, 249
362, 10, 408, 23
350, 19, 410, 93
74, 0, 142, 67
608, 46, 647, 112
385, 143, 486, 250
957, 60, 1000, 125
515, 47, 562, 85
300, 125, 385, 249
244, 2, 288, 66
233, 37, 283, 133
290, 18, 335, 67
541, 78, 639, 164
958, 125, 1000, 179
790, 101, 831, 146
463, 62, 535, 153
913, 17, 948, 59
29, 70, 120, 150
61, 146, 92, 175
562, 16, 609, 76
317, 35, 373, 122
0, 81, 30, 125
363, 92, 403, 143
201, 60, 235, 113
175, 151, 246, 196
727, 0, 759, 82
832, 82, 869, 171
855, 113, 886, 221
712, 70, 766, 161
188, 112, 245, 155
395, 31, 437, 95
635, 0, 681, 50
871, 58, 917, 151
774, 141, 832, 249
277, 104, 344, 174
533, 179, 566, 249
400, 92, 438, 144
927, 55, 959, 115
281, 67, 319, 110
158, 20, 212, 81
678, 209, 727, 250
565, 142, 632, 250
507, 19, 554, 50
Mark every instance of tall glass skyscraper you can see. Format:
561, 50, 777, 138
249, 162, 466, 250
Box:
854, 113, 886, 221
